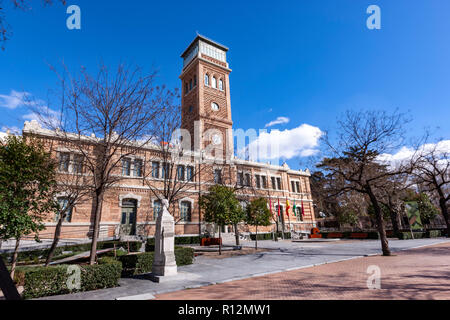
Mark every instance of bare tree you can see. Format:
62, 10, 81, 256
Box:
34, 63, 167, 264
318, 110, 412, 256
411, 140, 450, 237
44, 148, 92, 266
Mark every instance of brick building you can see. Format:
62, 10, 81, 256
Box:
22, 35, 315, 240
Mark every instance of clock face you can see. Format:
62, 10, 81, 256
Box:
211, 102, 219, 111
212, 134, 222, 145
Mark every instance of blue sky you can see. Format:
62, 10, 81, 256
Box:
1, 0, 449, 169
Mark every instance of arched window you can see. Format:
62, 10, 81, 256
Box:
180, 201, 192, 222
219, 79, 223, 90
212, 77, 217, 88
205, 74, 209, 86
153, 199, 162, 220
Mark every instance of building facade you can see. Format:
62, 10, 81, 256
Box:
23, 35, 316, 240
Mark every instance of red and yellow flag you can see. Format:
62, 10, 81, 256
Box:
286, 198, 290, 216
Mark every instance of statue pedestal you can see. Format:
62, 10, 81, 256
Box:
150, 199, 177, 282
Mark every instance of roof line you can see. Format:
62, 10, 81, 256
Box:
180, 34, 229, 58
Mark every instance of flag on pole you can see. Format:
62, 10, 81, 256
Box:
277, 198, 280, 216
286, 198, 290, 216
301, 199, 305, 216
293, 200, 297, 216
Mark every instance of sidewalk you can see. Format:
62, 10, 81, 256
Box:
36, 238, 449, 300
156, 242, 450, 300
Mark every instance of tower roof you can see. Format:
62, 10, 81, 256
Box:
181, 34, 229, 58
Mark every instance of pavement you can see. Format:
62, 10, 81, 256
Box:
36, 237, 450, 300
156, 241, 450, 300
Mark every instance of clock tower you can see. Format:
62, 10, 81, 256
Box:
180, 34, 233, 160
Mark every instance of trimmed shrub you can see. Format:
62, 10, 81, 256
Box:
119, 246, 195, 277
397, 231, 426, 240
250, 233, 273, 241
146, 236, 201, 252
426, 230, 442, 238
1, 240, 142, 264
15, 259, 122, 299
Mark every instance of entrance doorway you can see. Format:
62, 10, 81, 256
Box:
120, 199, 137, 236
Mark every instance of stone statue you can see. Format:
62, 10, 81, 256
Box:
151, 199, 177, 281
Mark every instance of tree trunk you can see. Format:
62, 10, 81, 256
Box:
218, 227, 222, 255
368, 188, 391, 256
387, 196, 400, 236
45, 213, 65, 266
0, 256, 21, 300
234, 223, 240, 245
389, 209, 400, 237
89, 189, 104, 265
10, 238, 20, 279
439, 197, 450, 238
255, 225, 258, 250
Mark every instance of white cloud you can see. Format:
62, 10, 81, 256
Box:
265, 116, 290, 128
378, 140, 450, 166
0, 90, 37, 109
243, 124, 323, 162
1, 126, 21, 134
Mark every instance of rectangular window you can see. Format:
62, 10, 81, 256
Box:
56, 197, 72, 222
244, 173, 251, 186
59, 153, 70, 172
122, 158, 131, 176
194, 75, 197, 86
72, 154, 83, 174
186, 166, 194, 182
296, 207, 303, 221
291, 181, 296, 193
151, 162, 160, 178
296, 181, 300, 193
276, 177, 282, 190
255, 175, 261, 189
237, 172, 243, 186
177, 165, 185, 181
261, 176, 267, 189
180, 201, 192, 222
214, 169, 222, 184
271, 177, 276, 190
153, 200, 162, 220
161, 163, 169, 179
133, 159, 143, 177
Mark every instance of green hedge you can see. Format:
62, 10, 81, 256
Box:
14, 258, 122, 299
426, 230, 442, 238
119, 246, 195, 277
1, 240, 142, 264
397, 230, 442, 240
146, 236, 201, 252
397, 231, 426, 240
250, 233, 273, 241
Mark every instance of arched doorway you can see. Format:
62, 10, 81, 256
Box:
120, 199, 137, 236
